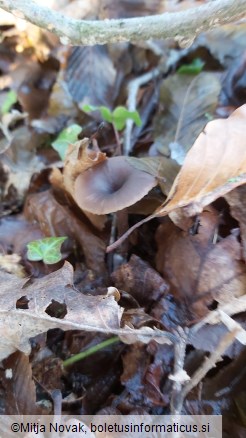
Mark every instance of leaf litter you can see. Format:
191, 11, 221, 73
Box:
0, 0, 246, 429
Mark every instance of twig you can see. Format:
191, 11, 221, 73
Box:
124, 67, 161, 155
180, 328, 239, 402
170, 327, 189, 415
0, 0, 245, 46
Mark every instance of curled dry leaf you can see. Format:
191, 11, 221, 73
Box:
0, 262, 123, 361
157, 104, 246, 218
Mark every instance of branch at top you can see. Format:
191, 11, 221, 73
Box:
0, 0, 245, 46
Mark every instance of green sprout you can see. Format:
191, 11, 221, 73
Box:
51, 124, 82, 160
82, 104, 142, 131
27, 237, 67, 265
1, 90, 18, 114
177, 58, 205, 75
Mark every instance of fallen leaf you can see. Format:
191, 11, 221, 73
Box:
0, 254, 26, 277
155, 210, 246, 319
0, 262, 123, 360
112, 254, 169, 307
126, 156, 180, 196
64, 46, 117, 108
157, 104, 246, 219
220, 52, 246, 107
152, 72, 220, 158
3, 351, 39, 414
24, 190, 107, 274
0, 214, 43, 256
196, 23, 246, 68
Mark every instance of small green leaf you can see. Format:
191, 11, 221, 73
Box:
112, 106, 142, 130
27, 237, 67, 265
177, 58, 205, 75
1, 90, 18, 114
82, 104, 98, 113
51, 124, 82, 160
99, 106, 113, 123
81, 104, 142, 131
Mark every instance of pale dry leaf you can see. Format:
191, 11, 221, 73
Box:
0, 254, 26, 277
157, 104, 246, 219
0, 262, 123, 360
190, 295, 246, 331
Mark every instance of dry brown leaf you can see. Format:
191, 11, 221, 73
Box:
155, 210, 246, 319
152, 72, 220, 158
0, 262, 123, 360
112, 254, 169, 306
157, 104, 246, 219
3, 351, 39, 414
0, 262, 174, 361
24, 190, 106, 274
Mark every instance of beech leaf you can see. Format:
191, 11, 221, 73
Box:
156, 104, 246, 219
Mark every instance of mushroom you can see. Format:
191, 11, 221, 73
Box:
74, 156, 157, 214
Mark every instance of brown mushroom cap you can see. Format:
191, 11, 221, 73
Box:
74, 156, 157, 214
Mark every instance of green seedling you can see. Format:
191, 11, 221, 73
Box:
1, 90, 18, 114
82, 104, 142, 131
51, 124, 82, 160
177, 58, 205, 75
27, 237, 67, 265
